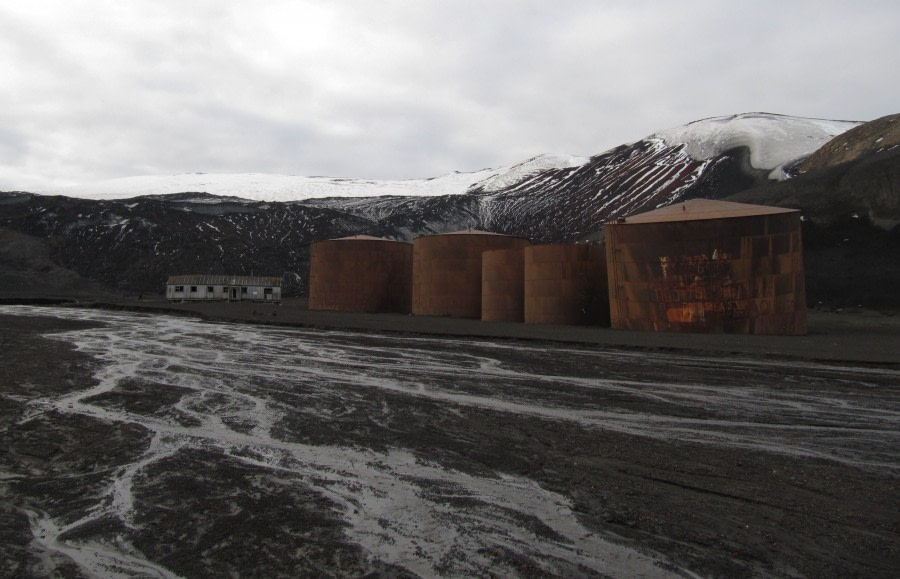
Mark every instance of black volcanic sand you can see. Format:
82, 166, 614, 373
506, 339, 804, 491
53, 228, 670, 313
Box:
0, 314, 412, 578
1, 306, 898, 577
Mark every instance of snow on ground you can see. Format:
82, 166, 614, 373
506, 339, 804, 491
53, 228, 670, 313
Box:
41, 170, 509, 202
43, 153, 587, 203
652, 113, 861, 179
476, 153, 588, 192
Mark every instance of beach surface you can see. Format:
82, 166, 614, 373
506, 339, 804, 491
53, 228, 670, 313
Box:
0, 303, 897, 577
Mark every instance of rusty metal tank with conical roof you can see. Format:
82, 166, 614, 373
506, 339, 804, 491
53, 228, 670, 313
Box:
605, 199, 807, 334
413, 230, 530, 318
524, 244, 609, 325
309, 235, 413, 313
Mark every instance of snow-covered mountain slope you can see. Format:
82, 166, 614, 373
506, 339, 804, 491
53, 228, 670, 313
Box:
32, 113, 859, 206
449, 113, 863, 241
652, 113, 860, 179
283, 113, 869, 244
44, 169, 502, 202
467, 140, 711, 242
476, 154, 588, 192
41, 156, 586, 202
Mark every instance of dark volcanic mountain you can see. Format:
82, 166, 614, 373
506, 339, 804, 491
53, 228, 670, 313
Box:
0, 192, 390, 297
793, 113, 900, 176
729, 125, 900, 309
1, 113, 897, 309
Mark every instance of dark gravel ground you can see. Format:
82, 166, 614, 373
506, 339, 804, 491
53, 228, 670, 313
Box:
0, 302, 898, 577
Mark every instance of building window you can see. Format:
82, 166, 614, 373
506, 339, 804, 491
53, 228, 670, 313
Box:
241, 287, 248, 294
207, 286, 214, 293
174, 285, 184, 292
264, 288, 273, 296
190, 286, 197, 292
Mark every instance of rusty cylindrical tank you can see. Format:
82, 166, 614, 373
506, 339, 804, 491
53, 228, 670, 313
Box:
412, 230, 530, 318
605, 199, 807, 335
308, 235, 413, 313
524, 244, 610, 325
481, 247, 526, 322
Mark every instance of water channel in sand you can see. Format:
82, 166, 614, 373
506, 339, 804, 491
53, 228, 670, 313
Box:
4, 306, 899, 577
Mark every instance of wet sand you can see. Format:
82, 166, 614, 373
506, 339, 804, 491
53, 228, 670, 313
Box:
1, 305, 898, 577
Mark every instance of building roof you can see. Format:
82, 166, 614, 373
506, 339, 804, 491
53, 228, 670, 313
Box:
166, 275, 282, 287
616, 199, 799, 224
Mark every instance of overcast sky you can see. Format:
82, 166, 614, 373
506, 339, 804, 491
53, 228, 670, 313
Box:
1, 0, 898, 191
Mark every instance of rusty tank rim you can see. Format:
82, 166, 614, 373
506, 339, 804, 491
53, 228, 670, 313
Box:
315, 235, 411, 244
611, 199, 799, 225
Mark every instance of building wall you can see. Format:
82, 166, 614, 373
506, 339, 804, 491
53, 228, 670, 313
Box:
413, 233, 530, 318
605, 212, 807, 334
524, 244, 609, 326
481, 247, 526, 322
308, 239, 413, 313
167, 283, 281, 302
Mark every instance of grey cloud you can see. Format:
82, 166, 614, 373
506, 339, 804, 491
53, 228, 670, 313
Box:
0, 1, 898, 191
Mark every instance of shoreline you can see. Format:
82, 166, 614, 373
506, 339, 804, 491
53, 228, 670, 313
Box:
6, 295, 898, 365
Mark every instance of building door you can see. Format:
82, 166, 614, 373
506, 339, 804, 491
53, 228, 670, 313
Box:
229, 287, 239, 300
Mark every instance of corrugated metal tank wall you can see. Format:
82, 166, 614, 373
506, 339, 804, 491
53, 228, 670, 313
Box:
524, 244, 610, 325
412, 231, 530, 318
309, 236, 413, 313
605, 201, 807, 335
481, 247, 526, 322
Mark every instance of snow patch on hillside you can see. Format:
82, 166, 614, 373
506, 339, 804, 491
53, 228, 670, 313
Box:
652, 113, 860, 179
477, 153, 588, 192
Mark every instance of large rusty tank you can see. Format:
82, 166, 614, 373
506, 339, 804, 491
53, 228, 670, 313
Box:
605, 199, 807, 335
413, 230, 530, 318
524, 244, 610, 325
309, 235, 413, 313
481, 247, 526, 322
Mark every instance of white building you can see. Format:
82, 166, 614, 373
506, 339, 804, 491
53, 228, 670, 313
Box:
166, 275, 282, 302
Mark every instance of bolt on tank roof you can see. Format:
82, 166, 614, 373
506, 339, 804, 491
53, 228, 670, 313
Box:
615, 199, 799, 224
